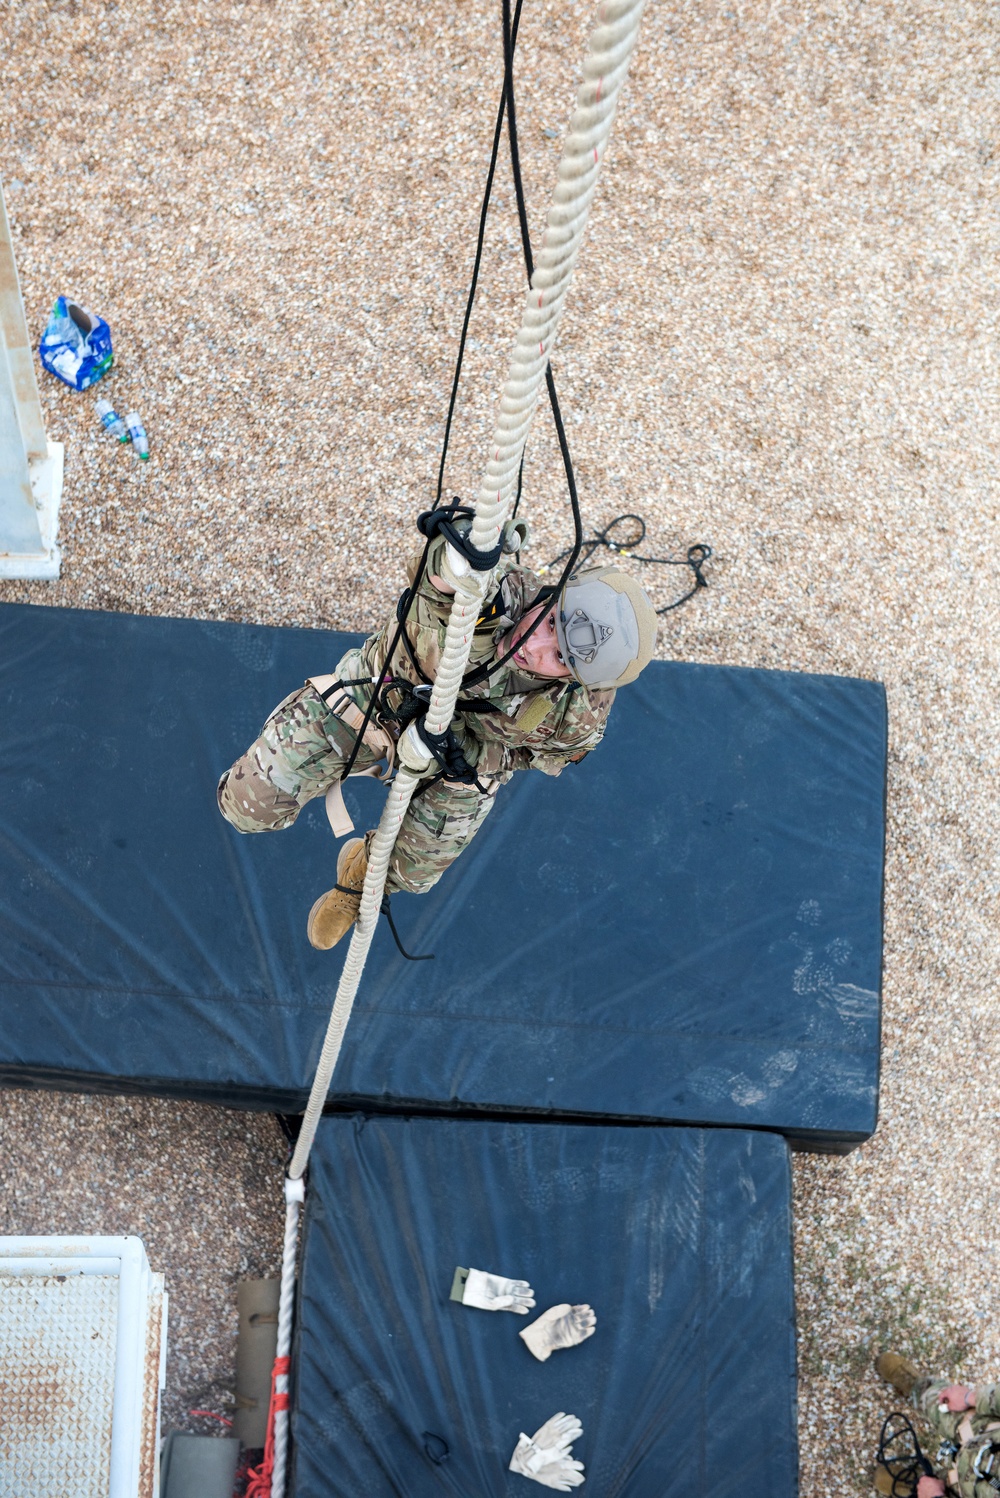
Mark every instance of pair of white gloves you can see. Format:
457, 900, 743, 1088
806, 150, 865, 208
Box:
454, 1267, 595, 1490
508, 1412, 586, 1491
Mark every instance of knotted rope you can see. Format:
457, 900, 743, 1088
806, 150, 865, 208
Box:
268, 4, 649, 1489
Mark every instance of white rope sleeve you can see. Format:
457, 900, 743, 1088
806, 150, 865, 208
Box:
286, 0, 648, 1188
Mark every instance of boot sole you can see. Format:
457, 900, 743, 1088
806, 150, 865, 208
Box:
306, 891, 358, 951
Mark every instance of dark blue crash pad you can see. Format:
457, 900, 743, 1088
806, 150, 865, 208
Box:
290, 1115, 799, 1497
0, 603, 885, 1148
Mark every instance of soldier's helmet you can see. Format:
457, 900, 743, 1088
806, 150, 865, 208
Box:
554, 565, 658, 690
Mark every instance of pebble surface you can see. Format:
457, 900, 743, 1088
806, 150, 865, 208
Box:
1, 0, 997, 1487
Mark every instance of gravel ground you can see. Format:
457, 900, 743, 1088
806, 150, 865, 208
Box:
0, 1091, 287, 1435
2, 0, 998, 1490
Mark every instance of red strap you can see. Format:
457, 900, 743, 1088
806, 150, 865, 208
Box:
245, 1357, 293, 1498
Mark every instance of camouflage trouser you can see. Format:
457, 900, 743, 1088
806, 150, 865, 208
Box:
915, 1378, 964, 1447
912, 1378, 999, 1495
217, 684, 508, 897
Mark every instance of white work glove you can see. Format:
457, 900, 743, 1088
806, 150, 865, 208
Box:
396, 721, 435, 776
518, 1304, 596, 1362
443, 539, 472, 582
457, 1266, 535, 1314
437, 538, 484, 597
509, 1413, 585, 1490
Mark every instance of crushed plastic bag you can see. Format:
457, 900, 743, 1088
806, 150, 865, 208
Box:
38, 297, 113, 391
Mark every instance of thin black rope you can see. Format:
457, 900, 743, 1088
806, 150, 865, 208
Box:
875, 1412, 935, 1498
541, 514, 713, 614
342, 0, 700, 787
380, 895, 434, 961
435, 0, 585, 661
337, 0, 531, 785
458, 0, 585, 691
434, 0, 527, 512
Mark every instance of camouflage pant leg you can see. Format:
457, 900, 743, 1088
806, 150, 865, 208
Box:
378, 773, 510, 897
913, 1378, 963, 1447
218, 685, 383, 833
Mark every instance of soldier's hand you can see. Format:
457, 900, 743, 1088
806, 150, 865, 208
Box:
917, 1478, 946, 1498
937, 1384, 975, 1412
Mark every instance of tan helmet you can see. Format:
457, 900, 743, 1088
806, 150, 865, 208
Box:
554, 565, 658, 689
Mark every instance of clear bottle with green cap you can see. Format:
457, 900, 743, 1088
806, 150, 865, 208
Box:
124, 411, 150, 460
95, 397, 129, 443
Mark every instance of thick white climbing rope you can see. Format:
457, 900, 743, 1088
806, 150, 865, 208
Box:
288, 0, 647, 1183
269, 3, 648, 1487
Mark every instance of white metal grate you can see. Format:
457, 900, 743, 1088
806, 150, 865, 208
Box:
0, 1239, 166, 1498
0, 1273, 119, 1496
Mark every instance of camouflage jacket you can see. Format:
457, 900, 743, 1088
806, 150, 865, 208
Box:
928, 1384, 1000, 1497
335, 536, 615, 778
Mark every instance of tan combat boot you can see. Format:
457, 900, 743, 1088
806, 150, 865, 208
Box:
876, 1352, 920, 1399
307, 837, 369, 951
873, 1459, 916, 1496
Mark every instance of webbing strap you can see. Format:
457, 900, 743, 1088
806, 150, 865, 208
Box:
309, 676, 395, 835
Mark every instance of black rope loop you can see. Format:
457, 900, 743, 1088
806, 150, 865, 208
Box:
875, 1412, 934, 1498
372, 675, 432, 731
541, 516, 713, 616
658, 543, 713, 614
413, 720, 489, 792
339, 0, 713, 788
379, 894, 434, 961
417, 503, 504, 572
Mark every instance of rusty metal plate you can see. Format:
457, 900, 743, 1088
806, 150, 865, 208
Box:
139, 1276, 166, 1498
0, 1272, 118, 1496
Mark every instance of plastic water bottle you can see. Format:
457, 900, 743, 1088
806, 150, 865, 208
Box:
95, 397, 128, 443
125, 411, 150, 460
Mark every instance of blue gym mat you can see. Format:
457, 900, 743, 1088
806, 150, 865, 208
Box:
290, 1115, 799, 1497
0, 603, 885, 1148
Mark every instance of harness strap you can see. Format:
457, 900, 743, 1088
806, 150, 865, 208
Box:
309, 676, 396, 837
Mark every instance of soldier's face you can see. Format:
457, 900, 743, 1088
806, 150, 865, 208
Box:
506, 603, 573, 680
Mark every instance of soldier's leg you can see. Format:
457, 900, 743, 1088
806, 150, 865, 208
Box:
380, 774, 508, 896
912, 1378, 962, 1446
218, 685, 382, 834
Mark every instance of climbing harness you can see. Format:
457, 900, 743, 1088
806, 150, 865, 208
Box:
307, 676, 395, 838
973, 1437, 1000, 1492
262, 3, 655, 1492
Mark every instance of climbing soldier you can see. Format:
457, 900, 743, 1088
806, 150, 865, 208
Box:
217, 513, 658, 950
876, 1352, 1000, 1496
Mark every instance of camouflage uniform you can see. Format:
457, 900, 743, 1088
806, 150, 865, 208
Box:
218, 537, 614, 896
913, 1378, 1000, 1497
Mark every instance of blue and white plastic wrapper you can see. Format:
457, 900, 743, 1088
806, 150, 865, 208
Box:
39, 297, 113, 391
